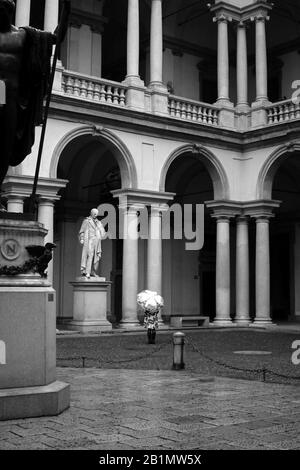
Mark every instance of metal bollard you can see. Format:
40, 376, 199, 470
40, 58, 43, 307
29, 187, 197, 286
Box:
172, 332, 185, 370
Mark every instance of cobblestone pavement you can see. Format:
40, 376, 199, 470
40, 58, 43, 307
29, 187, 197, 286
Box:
1, 368, 300, 450
57, 329, 300, 384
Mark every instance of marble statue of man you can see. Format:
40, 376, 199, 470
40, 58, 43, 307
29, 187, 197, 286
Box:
79, 208, 106, 279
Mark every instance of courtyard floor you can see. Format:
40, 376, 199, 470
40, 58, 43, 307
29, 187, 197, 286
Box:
0, 327, 300, 450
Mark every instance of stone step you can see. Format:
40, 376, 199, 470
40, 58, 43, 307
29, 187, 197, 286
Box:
170, 315, 210, 328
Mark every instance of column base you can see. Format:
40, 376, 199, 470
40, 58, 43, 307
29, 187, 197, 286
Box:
118, 320, 143, 330
215, 98, 234, 108
251, 98, 271, 108
236, 103, 250, 113
251, 319, 276, 328
64, 320, 112, 333
123, 75, 145, 87
123, 76, 146, 111
212, 319, 235, 327
0, 381, 70, 421
234, 318, 251, 326
148, 82, 169, 115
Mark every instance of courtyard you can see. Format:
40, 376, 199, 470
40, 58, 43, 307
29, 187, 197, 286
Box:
1, 327, 300, 451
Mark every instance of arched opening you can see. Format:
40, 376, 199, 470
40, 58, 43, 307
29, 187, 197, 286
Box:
163, 151, 217, 321
53, 133, 134, 325
269, 152, 300, 322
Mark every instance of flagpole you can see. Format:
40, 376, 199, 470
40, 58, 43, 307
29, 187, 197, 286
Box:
28, 0, 70, 216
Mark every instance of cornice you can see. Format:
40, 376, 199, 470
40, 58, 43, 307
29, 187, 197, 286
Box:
49, 93, 300, 154
49, 93, 241, 149
163, 35, 216, 60
210, 1, 272, 23
70, 8, 108, 33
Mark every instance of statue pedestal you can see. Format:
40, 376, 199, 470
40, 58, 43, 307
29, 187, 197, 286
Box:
67, 277, 112, 332
0, 216, 70, 421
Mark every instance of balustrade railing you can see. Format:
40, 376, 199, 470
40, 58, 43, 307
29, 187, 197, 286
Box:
60, 72, 300, 130
168, 95, 220, 126
62, 71, 127, 107
267, 99, 300, 125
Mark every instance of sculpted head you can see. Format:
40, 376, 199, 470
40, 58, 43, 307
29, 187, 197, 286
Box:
0, 0, 15, 32
90, 208, 99, 219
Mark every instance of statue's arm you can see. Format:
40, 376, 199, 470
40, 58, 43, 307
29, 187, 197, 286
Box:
100, 222, 106, 239
79, 219, 88, 244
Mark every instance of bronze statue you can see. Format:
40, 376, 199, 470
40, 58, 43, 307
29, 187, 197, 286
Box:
0, 0, 69, 189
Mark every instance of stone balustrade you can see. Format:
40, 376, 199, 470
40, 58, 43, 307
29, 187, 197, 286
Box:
59, 70, 300, 131
168, 95, 220, 126
62, 71, 127, 107
267, 99, 300, 125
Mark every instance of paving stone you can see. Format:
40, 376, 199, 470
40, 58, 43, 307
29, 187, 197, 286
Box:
1, 367, 300, 450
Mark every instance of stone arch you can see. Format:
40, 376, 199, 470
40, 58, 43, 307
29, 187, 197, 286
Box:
49, 125, 138, 189
257, 142, 300, 199
159, 144, 230, 199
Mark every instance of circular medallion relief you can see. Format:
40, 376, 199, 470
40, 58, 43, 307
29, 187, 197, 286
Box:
1, 239, 21, 261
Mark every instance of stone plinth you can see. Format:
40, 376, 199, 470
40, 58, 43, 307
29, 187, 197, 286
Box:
66, 277, 112, 332
0, 216, 70, 421
0, 217, 47, 267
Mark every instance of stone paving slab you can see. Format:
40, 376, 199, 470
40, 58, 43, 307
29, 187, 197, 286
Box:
0, 368, 300, 450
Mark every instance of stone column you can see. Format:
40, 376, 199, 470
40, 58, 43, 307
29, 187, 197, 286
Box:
255, 15, 268, 103
38, 199, 55, 283
150, 0, 163, 86
235, 216, 250, 325
44, 0, 59, 32
6, 196, 24, 214
215, 15, 230, 106
121, 205, 140, 328
149, 0, 168, 114
236, 21, 248, 110
147, 206, 164, 323
214, 216, 232, 325
15, 0, 31, 27
126, 0, 141, 83
254, 216, 272, 324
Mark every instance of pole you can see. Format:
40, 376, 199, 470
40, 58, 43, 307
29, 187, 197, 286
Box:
28, 0, 71, 216
172, 332, 185, 370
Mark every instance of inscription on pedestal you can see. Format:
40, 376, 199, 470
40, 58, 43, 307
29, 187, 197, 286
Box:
1, 239, 21, 261
0, 341, 6, 365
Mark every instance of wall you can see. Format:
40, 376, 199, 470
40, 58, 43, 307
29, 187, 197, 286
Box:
163, 49, 201, 101
280, 51, 300, 101
61, 0, 104, 77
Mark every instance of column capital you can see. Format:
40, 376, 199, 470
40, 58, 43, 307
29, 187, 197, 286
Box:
112, 189, 175, 208
254, 215, 272, 223
38, 198, 56, 207
213, 14, 232, 24
236, 215, 250, 224
120, 202, 146, 213
250, 14, 270, 23
236, 19, 250, 29
213, 215, 232, 223
242, 200, 281, 218
210, 0, 272, 24
150, 203, 170, 215
205, 200, 242, 219
1, 175, 68, 202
